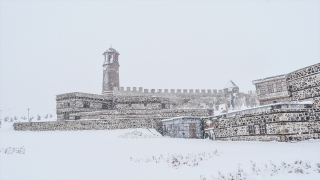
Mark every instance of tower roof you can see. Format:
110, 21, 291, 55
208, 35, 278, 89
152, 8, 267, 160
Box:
103, 47, 119, 55
224, 80, 238, 89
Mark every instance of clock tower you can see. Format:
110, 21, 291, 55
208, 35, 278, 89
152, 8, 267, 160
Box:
102, 47, 120, 94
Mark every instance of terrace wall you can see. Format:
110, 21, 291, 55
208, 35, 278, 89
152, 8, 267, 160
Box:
213, 108, 320, 142
14, 118, 164, 134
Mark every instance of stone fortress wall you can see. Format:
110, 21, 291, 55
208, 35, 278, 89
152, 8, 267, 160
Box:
212, 63, 320, 142
14, 91, 211, 132
253, 63, 320, 106
287, 63, 320, 103
212, 103, 320, 141
113, 86, 259, 111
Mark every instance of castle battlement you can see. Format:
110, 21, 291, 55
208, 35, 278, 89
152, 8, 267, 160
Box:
113, 87, 256, 96
114, 87, 228, 95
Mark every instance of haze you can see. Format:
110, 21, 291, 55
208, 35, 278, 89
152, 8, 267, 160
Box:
0, 1, 319, 118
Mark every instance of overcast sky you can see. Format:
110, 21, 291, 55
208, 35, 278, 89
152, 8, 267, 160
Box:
0, 1, 319, 118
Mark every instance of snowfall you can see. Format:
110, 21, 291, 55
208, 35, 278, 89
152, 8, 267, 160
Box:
1, 121, 320, 180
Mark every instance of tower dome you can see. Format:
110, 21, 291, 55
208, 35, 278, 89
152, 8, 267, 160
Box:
103, 47, 120, 55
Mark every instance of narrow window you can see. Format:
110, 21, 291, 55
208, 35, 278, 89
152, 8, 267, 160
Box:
75, 116, 81, 120
102, 103, 108, 109
260, 124, 266, 135
63, 112, 69, 120
64, 102, 70, 108
83, 101, 90, 108
248, 125, 255, 135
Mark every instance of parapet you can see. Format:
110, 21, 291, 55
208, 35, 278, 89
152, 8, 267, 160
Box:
115, 87, 227, 96
252, 74, 286, 85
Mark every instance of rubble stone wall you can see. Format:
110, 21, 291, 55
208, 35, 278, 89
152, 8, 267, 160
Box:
253, 63, 320, 106
61, 109, 210, 122
287, 63, 320, 103
13, 118, 164, 134
56, 93, 170, 121
213, 108, 320, 141
252, 75, 289, 105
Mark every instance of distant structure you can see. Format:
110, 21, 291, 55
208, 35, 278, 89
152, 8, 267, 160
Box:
102, 47, 120, 95
223, 80, 239, 109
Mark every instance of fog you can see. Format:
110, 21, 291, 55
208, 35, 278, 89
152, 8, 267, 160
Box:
0, 1, 319, 118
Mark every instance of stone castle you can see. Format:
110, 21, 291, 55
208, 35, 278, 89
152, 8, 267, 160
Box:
13, 47, 319, 142
55, 47, 258, 122
14, 47, 258, 133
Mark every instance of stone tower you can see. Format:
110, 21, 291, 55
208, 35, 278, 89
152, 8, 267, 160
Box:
223, 80, 239, 109
102, 47, 120, 94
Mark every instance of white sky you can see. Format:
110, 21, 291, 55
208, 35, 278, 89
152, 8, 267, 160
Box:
0, 1, 319, 118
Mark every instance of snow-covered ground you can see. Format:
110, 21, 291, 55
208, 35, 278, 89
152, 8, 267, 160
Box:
0, 121, 319, 180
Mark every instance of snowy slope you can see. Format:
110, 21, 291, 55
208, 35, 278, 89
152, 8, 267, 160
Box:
0, 121, 319, 180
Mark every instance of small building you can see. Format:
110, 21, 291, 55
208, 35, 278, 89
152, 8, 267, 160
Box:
162, 116, 204, 139
252, 74, 290, 105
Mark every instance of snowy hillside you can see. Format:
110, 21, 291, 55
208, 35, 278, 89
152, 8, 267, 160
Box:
0, 121, 319, 180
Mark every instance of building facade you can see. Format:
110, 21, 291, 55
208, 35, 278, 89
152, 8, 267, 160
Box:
252, 75, 290, 105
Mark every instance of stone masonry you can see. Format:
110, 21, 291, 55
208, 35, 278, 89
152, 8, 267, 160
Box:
212, 63, 320, 142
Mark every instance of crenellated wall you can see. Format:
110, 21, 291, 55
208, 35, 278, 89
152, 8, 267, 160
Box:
113, 87, 256, 95
112, 87, 258, 110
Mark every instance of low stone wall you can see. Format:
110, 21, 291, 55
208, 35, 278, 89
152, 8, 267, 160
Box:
213, 108, 320, 142
13, 118, 164, 134
59, 108, 211, 122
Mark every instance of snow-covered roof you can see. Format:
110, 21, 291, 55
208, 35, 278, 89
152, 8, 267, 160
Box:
252, 74, 286, 84
210, 101, 313, 118
224, 80, 238, 88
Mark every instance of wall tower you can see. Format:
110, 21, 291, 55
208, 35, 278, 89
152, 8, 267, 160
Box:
102, 47, 120, 94
223, 80, 239, 109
